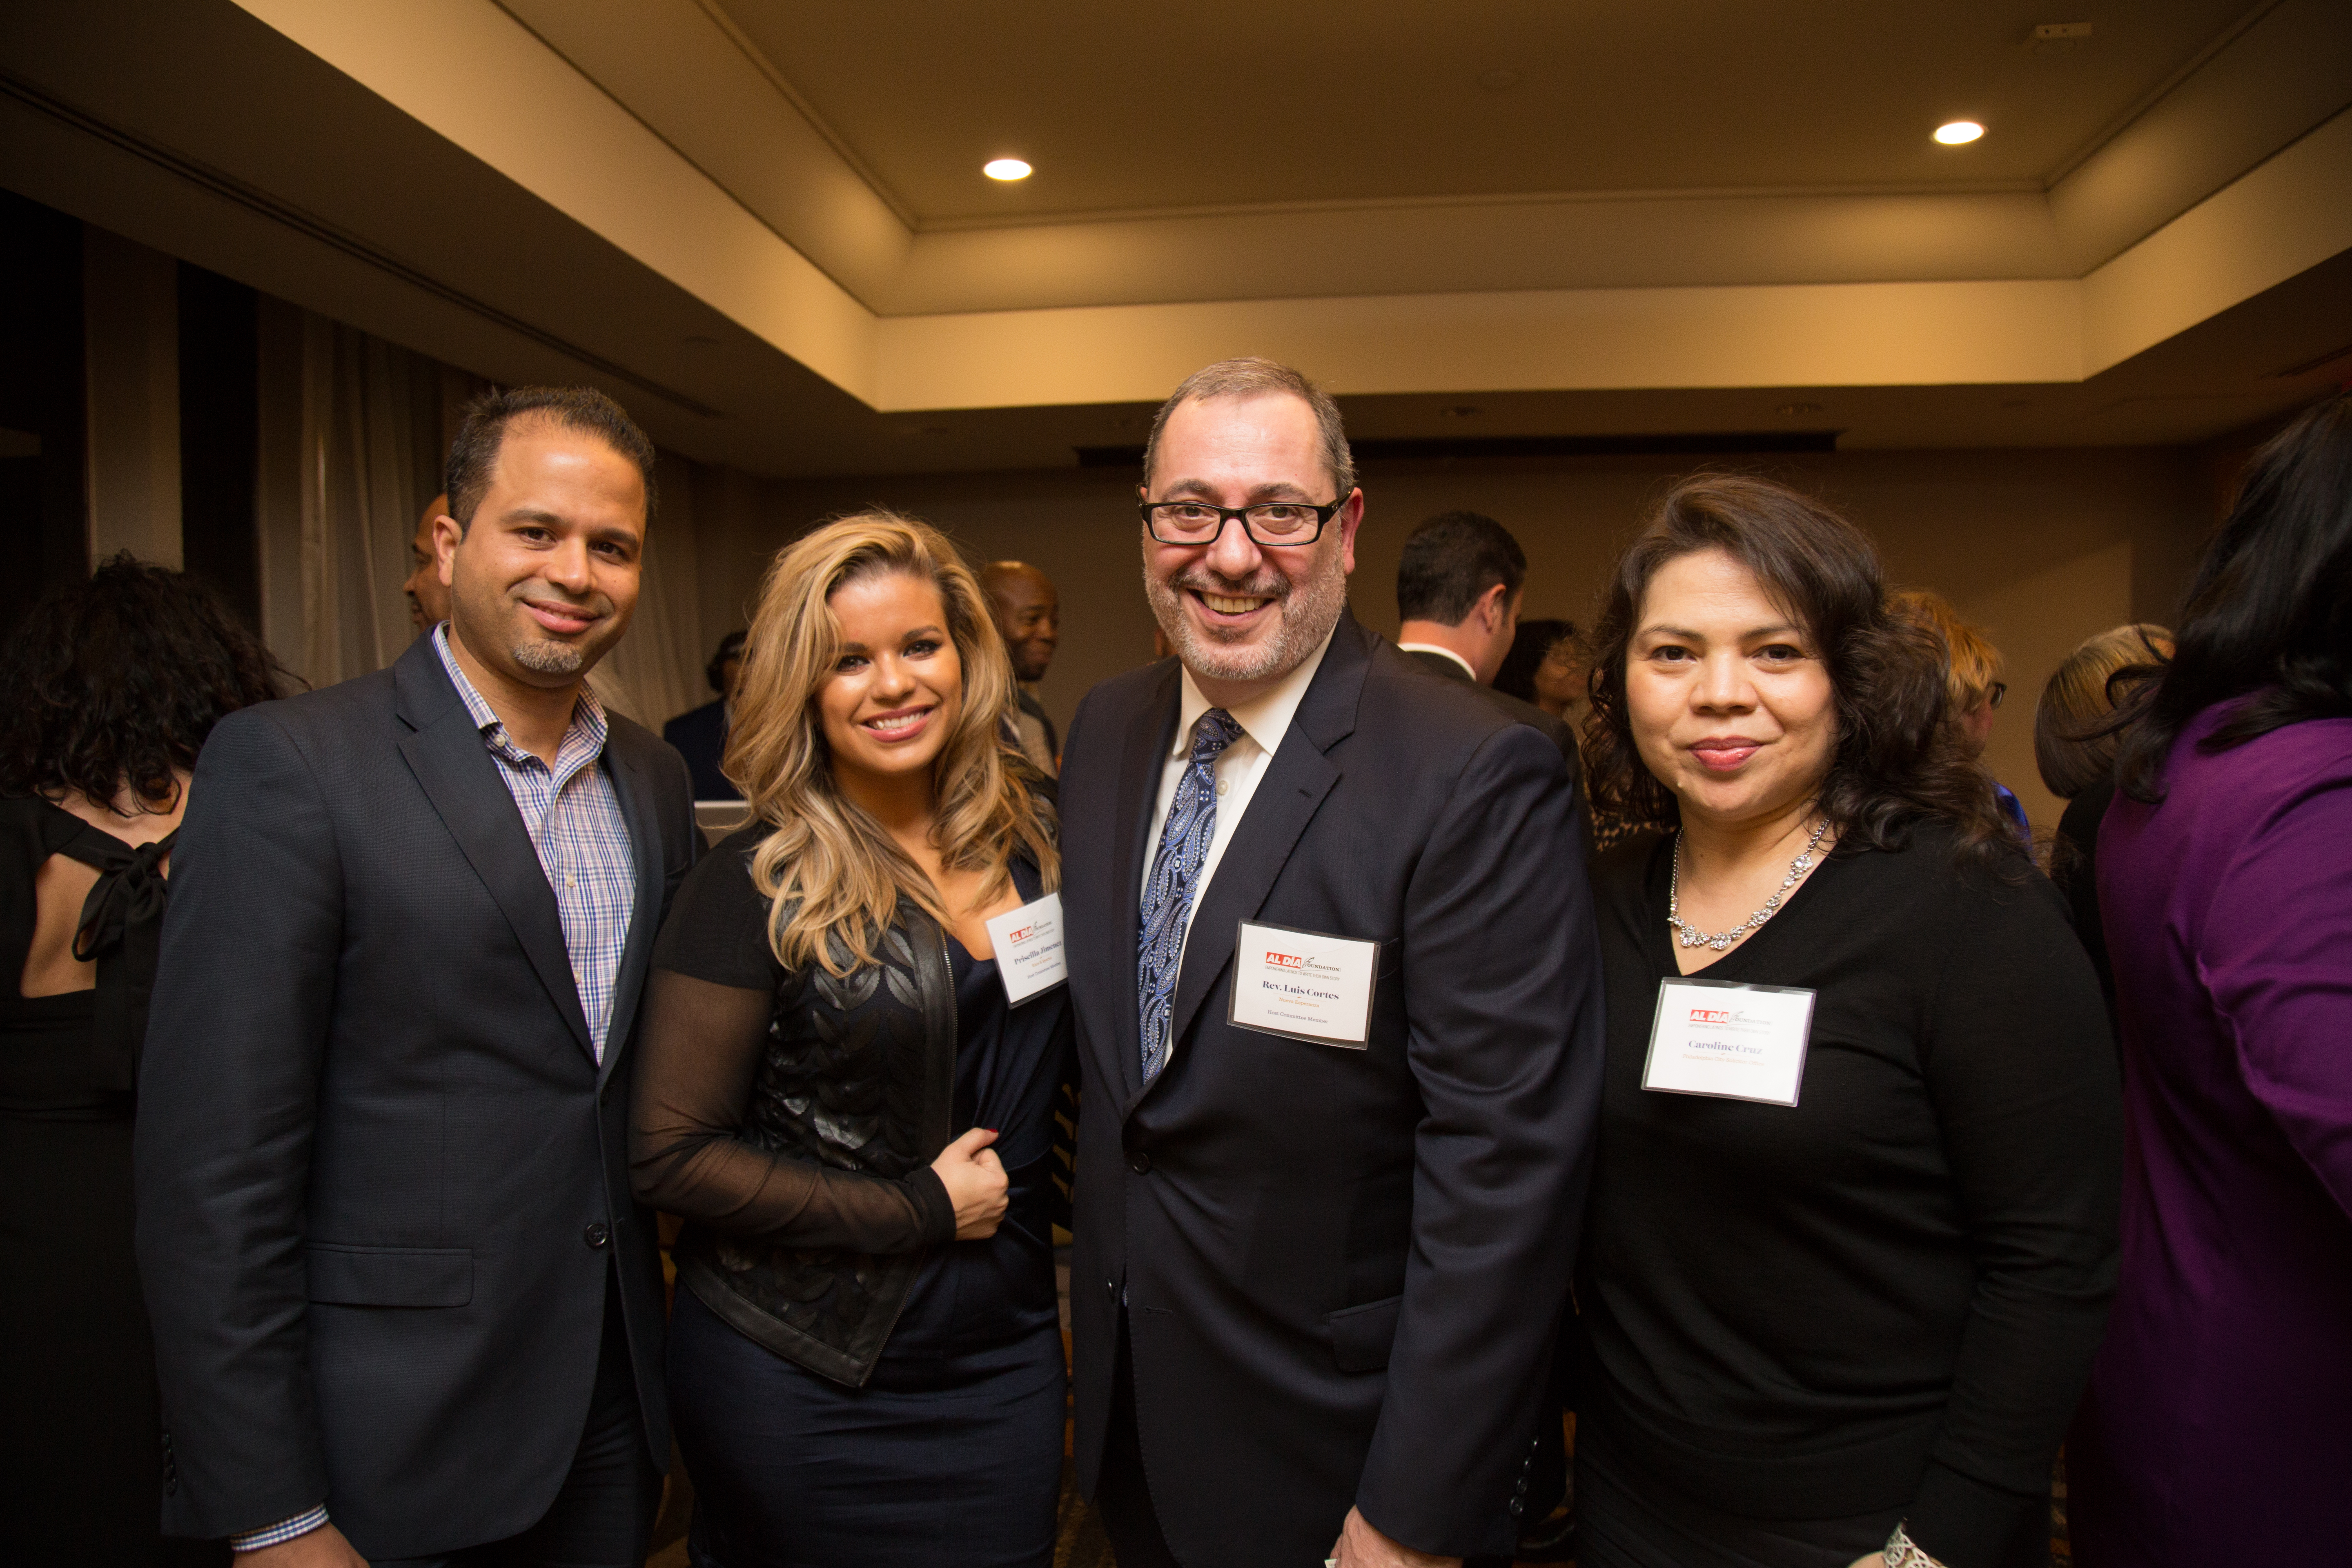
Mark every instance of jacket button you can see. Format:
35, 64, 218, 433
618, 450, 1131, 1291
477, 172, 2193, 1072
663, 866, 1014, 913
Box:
1508, 1497, 1525, 1517
1105, 1278, 1118, 1302
1129, 1151, 1152, 1175
584, 1221, 610, 1249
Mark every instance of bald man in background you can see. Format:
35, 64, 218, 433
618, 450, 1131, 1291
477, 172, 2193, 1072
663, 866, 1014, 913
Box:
984, 559, 1061, 775
405, 492, 453, 633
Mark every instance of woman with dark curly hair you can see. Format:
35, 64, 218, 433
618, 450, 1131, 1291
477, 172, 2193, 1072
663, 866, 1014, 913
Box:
0, 554, 287, 1565
1571, 476, 2120, 1568
2066, 395, 2352, 1566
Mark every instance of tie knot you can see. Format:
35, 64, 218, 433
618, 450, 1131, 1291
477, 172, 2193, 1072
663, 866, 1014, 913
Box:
1190, 708, 1244, 762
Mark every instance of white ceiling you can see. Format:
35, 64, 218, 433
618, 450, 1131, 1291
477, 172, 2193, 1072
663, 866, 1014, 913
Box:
4, 0, 2348, 475
720, 0, 2257, 221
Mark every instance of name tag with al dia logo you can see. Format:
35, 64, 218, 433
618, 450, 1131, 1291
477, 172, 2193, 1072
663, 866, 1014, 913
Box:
1642, 976, 1817, 1107
1228, 920, 1379, 1048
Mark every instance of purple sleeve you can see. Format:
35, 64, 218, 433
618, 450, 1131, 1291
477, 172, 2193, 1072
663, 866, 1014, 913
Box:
2201, 775, 2352, 1219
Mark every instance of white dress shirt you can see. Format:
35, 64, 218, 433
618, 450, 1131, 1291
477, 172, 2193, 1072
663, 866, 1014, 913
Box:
1139, 626, 1335, 1005
1394, 641, 1477, 679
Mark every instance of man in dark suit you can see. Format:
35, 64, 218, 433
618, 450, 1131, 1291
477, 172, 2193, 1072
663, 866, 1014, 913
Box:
1059, 357, 1604, 1568
136, 387, 699, 1567
983, 559, 1062, 775
1394, 510, 1577, 767
662, 630, 745, 800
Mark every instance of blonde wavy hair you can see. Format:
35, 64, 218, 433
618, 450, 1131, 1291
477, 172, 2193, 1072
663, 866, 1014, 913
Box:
1888, 588, 2005, 714
2034, 623, 2174, 799
726, 511, 1058, 976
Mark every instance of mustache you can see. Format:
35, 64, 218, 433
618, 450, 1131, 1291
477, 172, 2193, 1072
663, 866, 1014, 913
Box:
516, 590, 615, 621
1169, 564, 1289, 600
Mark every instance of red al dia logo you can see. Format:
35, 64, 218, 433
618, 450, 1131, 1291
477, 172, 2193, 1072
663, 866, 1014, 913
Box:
1007, 925, 1033, 942
1267, 951, 1305, 970
1689, 1008, 1733, 1024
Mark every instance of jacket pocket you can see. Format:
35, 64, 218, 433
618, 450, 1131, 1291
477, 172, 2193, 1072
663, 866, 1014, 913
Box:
1327, 1293, 1403, 1373
305, 1244, 473, 1307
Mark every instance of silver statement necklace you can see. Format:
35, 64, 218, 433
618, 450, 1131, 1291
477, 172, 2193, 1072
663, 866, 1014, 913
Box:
1668, 817, 1831, 952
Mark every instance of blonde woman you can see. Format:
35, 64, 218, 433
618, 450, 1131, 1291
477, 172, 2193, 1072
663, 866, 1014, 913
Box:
631, 513, 1070, 1568
2033, 624, 2172, 1014
1887, 588, 2029, 839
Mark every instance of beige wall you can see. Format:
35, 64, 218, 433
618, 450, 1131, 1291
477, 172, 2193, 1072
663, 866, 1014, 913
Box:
699, 445, 2212, 837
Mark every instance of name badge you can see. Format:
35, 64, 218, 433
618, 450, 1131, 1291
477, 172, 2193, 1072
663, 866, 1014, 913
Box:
983, 892, 1068, 1006
1642, 976, 1816, 1107
1228, 920, 1379, 1048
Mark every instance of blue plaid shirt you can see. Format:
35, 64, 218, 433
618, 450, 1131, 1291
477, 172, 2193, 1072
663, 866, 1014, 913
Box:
434, 625, 635, 1058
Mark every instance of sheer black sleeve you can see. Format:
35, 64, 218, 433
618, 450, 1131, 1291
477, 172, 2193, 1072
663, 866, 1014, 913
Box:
629, 837, 955, 1254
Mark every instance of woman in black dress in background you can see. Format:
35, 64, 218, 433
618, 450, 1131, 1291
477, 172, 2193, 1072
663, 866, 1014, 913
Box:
0, 556, 285, 1565
632, 512, 1071, 1568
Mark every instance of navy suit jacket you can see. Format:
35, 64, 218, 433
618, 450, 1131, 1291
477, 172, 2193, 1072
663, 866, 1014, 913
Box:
136, 636, 699, 1556
662, 698, 737, 801
1059, 610, 1605, 1564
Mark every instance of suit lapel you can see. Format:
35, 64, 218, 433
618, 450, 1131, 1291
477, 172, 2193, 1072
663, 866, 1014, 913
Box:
393, 641, 594, 1060
1123, 615, 1372, 1118
597, 737, 664, 1088
1104, 664, 1181, 1102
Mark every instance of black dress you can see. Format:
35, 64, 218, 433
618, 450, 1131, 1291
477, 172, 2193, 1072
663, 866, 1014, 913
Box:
638, 842, 1071, 1568
0, 795, 218, 1566
2049, 780, 2117, 1021
1577, 827, 2120, 1568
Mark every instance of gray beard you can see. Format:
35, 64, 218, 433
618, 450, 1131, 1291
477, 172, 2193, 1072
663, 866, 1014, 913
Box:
512, 639, 587, 676
1144, 547, 1347, 686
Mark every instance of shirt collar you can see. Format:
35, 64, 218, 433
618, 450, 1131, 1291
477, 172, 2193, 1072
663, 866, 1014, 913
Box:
432, 622, 608, 761
1171, 621, 1337, 760
1395, 641, 1478, 680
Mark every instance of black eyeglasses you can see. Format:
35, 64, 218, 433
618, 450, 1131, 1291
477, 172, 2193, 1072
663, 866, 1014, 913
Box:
1138, 498, 1344, 548
1987, 681, 2008, 710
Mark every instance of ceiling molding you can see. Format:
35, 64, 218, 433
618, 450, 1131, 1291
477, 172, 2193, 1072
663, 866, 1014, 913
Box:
0, 65, 724, 418
683, 0, 918, 229
907, 178, 2053, 235
2041, 0, 2285, 187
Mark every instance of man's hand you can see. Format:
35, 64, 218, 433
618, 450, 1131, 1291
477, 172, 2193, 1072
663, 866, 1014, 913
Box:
1326, 1506, 1461, 1568
241, 1522, 370, 1567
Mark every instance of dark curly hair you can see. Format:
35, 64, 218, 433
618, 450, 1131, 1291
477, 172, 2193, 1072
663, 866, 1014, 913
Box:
0, 554, 292, 811
1581, 474, 2019, 868
2110, 393, 2352, 802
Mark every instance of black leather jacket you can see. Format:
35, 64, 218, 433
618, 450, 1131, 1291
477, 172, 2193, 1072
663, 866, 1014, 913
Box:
669, 903, 962, 1385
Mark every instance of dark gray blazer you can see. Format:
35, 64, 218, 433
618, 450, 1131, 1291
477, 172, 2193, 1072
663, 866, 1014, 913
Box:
1402, 646, 1573, 757
135, 635, 699, 1557
1060, 611, 1605, 1564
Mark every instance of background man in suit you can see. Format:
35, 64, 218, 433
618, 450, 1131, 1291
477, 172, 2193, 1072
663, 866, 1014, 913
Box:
1058, 357, 1604, 1568
1394, 510, 1579, 769
137, 386, 700, 1567
405, 490, 453, 635
662, 629, 746, 800
982, 559, 1062, 774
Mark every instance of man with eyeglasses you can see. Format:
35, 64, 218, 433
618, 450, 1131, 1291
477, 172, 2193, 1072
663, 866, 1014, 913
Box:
1056, 357, 1604, 1568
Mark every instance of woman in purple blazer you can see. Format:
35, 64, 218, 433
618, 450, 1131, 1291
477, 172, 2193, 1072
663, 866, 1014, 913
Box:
2069, 393, 2352, 1566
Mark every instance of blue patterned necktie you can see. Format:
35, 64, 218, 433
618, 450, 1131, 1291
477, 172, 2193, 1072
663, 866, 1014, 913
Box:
1137, 708, 1245, 1082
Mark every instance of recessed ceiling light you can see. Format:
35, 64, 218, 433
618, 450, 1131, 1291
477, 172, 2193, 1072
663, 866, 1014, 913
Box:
983, 158, 1032, 181
1934, 121, 1984, 145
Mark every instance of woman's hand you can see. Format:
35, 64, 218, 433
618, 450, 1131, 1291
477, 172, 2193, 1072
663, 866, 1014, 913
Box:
931, 1126, 1008, 1239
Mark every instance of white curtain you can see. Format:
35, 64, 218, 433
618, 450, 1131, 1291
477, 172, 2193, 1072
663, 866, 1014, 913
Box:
294, 315, 436, 688
587, 448, 708, 733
